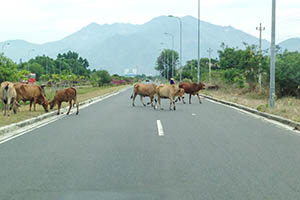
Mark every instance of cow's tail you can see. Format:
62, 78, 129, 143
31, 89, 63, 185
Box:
71, 87, 77, 107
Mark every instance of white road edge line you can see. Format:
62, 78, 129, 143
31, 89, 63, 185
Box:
157, 120, 164, 137
204, 98, 300, 136
0, 88, 129, 145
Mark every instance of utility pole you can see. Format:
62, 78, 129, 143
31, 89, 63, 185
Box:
256, 23, 265, 86
168, 15, 183, 81
197, 0, 201, 83
269, 0, 276, 108
207, 48, 213, 84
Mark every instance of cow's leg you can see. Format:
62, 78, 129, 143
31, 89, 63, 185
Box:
67, 100, 72, 115
57, 102, 61, 115
33, 97, 37, 111
173, 98, 176, 110
150, 96, 154, 107
158, 96, 163, 110
74, 97, 79, 115
196, 92, 202, 104
140, 95, 146, 106
189, 94, 192, 104
29, 100, 33, 111
182, 95, 186, 104
3, 102, 7, 116
132, 93, 137, 107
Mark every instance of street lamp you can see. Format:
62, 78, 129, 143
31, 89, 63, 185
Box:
168, 15, 183, 81
27, 49, 35, 72
27, 49, 35, 61
2, 42, 10, 53
160, 42, 168, 80
164, 32, 175, 79
269, 0, 276, 108
197, 0, 201, 83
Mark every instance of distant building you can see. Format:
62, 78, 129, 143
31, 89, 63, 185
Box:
124, 68, 138, 77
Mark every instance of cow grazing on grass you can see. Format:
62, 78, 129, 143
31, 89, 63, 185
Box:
130, 83, 157, 107
179, 82, 206, 104
0, 81, 17, 116
154, 84, 184, 110
50, 87, 79, 115
14, 83, 49, 112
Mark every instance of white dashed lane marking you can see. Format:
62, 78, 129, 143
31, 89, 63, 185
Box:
156, 120, 164, 136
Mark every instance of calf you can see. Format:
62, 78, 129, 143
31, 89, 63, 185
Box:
130, 83, 157, 107
154, 84, 184, 110
0, 81, 17, 116
50, 87, 79, 115
14, 83, 49, 112
179, 82, 206, 104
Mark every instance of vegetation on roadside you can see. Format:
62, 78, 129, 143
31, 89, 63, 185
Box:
155, 43, 300, 122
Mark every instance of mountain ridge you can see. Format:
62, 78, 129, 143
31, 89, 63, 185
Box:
1, 15, 298, 75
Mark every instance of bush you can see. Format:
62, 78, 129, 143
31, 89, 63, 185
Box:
274, 51, 300, 97
222, 69, 245, 88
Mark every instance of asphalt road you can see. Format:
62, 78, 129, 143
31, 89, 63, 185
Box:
1, 88, 300, 200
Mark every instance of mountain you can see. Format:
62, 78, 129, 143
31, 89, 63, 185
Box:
278, 38, 300, 52
0, 15, 282, 75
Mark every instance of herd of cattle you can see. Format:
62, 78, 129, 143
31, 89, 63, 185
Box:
0, 80, 206, 117
131, 81, 206, 110
0, 81, 79, 116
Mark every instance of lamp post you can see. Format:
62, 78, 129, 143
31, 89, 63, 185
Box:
1, 42, 10, 53
160, 42, 168, 80
168, 15, 182, 81
269, 0, 276, 108
197, 0, 201, 83
27, 49, 35, 71
164, 32, 174, 79
27, 49, 35, 61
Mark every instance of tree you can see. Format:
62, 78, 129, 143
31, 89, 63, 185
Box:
91, 70, 111, 86
0, 54, 19, 82
273, 51, 300, 97
155, 49, 179, 79
218, 44, 268, 88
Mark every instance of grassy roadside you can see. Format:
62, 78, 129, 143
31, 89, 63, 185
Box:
0, 85, 130, 127
202, 87, 300, 123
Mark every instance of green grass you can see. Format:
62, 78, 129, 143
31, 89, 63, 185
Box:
203, 87, 300, 123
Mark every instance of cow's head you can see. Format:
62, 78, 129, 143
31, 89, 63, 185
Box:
37, 96, 49, 112
49, 100, 56, 110
198, 82, 206, 90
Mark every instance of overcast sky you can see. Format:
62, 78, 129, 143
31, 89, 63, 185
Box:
0, 0, 299, 44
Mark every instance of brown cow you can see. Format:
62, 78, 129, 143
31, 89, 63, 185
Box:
14, 83, 49, 112
0, 81, 17, 116
154, 84, 184, 110
49, 87, 79, 115
130, 83, 157, 107
179, 82, 206, 104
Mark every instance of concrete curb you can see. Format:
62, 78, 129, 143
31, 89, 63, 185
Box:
0, 87, 129, 136
201, 94, 300, 129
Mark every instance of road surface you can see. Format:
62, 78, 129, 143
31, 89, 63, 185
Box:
1, 88, 300, 200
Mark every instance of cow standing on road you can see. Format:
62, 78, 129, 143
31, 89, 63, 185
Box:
50, 87, 79, 115
131, 83, 157, 107
154, 84, 184, 110
0, 81, 17, 116
179, 82, 206, 104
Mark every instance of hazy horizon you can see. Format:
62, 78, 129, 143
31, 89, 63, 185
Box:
0, 0, 299, 44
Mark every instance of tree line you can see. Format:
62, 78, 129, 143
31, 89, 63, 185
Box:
155, 44, 300, 97
0, 51, 136, 87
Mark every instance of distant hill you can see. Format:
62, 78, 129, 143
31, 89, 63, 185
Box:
278, 38, 300, 52
3, 15, 294, 75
